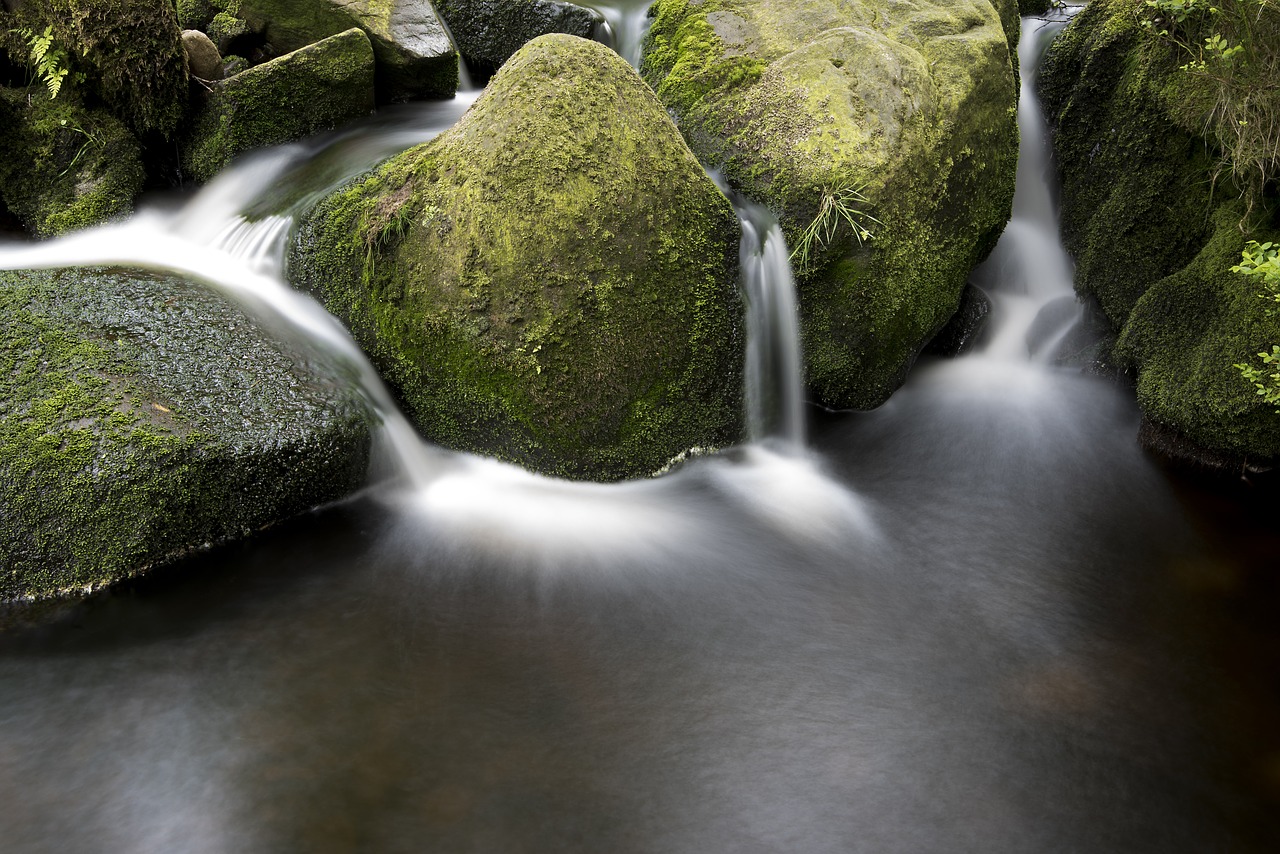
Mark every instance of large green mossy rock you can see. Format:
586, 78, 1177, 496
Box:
1040, 0, 1280, 464
0, 266, 375, 601
0, 0, 188, 139
0, 89, 144, 238
641, 0, 1019, 410
290, 34, 744, 481
432, 0, 602, 73
233, 0, 459, 101
182, 27, 376, 183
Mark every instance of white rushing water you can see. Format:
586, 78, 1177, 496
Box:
587, 0, 653, 68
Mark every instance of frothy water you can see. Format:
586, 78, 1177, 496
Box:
588, 0, 653, 68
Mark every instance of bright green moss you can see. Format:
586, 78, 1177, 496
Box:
0, 267, 374, 602
291, 34, 744, 481
642, 0, 1019, 409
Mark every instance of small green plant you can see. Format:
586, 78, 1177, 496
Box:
1231, 240, 1280, 412
790, 182, 881, 276
15, 25, 72, 99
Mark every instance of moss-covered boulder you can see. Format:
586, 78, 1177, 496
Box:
182, 27, 376, 183
432, 0, 603, 75
1039, 0, 1280, 465
0, 0, 189, 139
290, 34, 744, 481
641, 0, 1019, 410
0, 88, 144, 238
233, 0, 459, 101
0, 266, 375, 602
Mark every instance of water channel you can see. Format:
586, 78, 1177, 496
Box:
1, 12, 1277, 853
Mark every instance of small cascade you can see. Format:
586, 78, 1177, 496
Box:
969, 11, 1080, 363
735, 199, 806, 447
588, 1, 653, 68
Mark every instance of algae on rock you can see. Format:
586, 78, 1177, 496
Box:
641, 0, 1019, 410
1039, 0, 1280, 465
291, 34, 745, 481
233, 0, 459, 101
0, 266, 375, 602
182, 27, 377, 184
432, 0, 603, 75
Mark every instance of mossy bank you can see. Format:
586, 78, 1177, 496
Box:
1040, 0, 1280, 467
641, 0, 1019, 409
0, 267, 375, 601
290, 34, 744, 481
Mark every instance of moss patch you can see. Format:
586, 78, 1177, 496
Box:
0, 266, 374, 602
641, 0, 1018, 409
291, 34, 744, 481
182, 27, 376, 184
0, 88, 144, 237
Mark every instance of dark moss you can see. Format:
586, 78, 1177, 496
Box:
2, 0, 189, 138
0, 88, 144, 237
182, 27, 376, 184
177, 0, 222, 31
433, 0, 602, 77
0, 266, 374, 602
291, 34, 744, 481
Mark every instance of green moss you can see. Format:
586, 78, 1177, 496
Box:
642, 0, 1018, 408
3, 0, 189, 138
182, 28, 376, 184
433, 0, 602, 72
0, 267, 374, 602
207, 9, 254, 52
0, 89, 144, 237
291, 34, 744, 481
177, 0, 222, 31
1116, 206, 1280, 460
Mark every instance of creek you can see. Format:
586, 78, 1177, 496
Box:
1, 12, 1278, 853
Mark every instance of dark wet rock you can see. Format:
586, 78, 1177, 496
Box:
233, 0, 459, 101
182, 27, 376, 184
433, 0, 603, 75
0, 266, 375, 602
926, 284, 992, 358
290, 34, 744, 481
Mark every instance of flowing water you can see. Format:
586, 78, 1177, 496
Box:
1, 13, 1278, 853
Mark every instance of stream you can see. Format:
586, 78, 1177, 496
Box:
1, 12, 1278, 853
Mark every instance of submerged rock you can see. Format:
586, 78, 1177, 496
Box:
291, 34, 744, 481
233, 0, 459, 101
1040, 0, 1280, 466
0, 89, 144, 238
182, 27, 376, 184
642, 0, 1019, 410
0, 266, 375, 602
433, 0, 603, 74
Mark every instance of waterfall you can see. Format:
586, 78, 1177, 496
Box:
587, 1, 653, 68
969, 11, 1081, 363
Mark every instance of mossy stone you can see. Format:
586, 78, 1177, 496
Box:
1039, 0, 1280, 464
182, 27, 376, 184
290, 34, 745, 481
641, 0, 1019, 410
0, 266, 375, 602
234, 0, 459, 101
0, 88, 144, 238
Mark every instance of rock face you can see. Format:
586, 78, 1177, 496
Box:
1040, 0, 1280, 466
433, 0, 603, 74
183, 28, 376, 184
291, 34, 744, 481
0, 267, 375, 601
234, 0, 459, 101
0, 89, 144, 237
642, 0, 1019, 410
183, 28, 224, 80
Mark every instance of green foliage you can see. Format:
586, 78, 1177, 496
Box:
1139, 0, 1280, 211
16, 25, 72, 98
1231, 240, 1280, 410
789, 182, 880, 276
